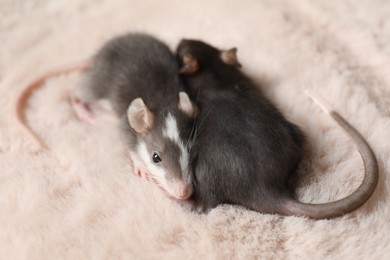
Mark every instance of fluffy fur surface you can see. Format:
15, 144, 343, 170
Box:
1, 0, 390, 258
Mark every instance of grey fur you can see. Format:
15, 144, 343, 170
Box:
77, 33, 195, 194
176, 39, 378, 219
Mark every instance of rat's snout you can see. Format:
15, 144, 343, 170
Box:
179, 184, 192, 199
172, 181, 193, 200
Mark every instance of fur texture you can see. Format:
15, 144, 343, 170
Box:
1, 0, 389, 259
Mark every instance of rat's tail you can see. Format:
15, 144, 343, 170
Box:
281, 90, 378, 219
14, 61, 90, 150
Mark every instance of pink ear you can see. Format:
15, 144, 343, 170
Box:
178, 92, 198, 118
127, 98, 154, 134
179, 53, 199, 75
220, 47, 242, 67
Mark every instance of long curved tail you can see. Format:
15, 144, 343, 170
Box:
14, 61, 90, 150
282, 90, 378, 219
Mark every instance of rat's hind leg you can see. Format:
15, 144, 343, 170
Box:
70, 70, 118, 124
69, 93, 97, 124
69, 73, 98, 124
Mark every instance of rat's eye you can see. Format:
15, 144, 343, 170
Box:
152, 153, 162, 164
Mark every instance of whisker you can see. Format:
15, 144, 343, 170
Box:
186, 114, 199, 147
191, 108, 211, 143
185, 88, 202, 148
195, 85, 201, 104
186, 88, 210, 156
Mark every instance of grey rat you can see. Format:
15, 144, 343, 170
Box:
176, 39, 378, 219
15, 33, 198, 200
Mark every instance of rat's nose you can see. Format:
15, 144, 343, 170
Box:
176, 184, 193, 200
180, 186, 189, 198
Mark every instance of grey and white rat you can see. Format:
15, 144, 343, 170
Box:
176, 39, 378, 219
15, 33, 198, 200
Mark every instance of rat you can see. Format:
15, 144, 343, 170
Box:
175, 39, 378, 219
14, 33, 198, 200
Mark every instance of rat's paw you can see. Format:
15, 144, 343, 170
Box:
139, 168, 153, 181
131, 159, 152, 181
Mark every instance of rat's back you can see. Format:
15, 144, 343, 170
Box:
78, 33, 181, 115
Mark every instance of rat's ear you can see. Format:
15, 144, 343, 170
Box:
127, 98, 154, 134
220, 47, 242, 67
179, 53, 199, 75
178, 92, 198, 118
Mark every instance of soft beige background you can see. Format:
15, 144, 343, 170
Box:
1, 0, 390, 259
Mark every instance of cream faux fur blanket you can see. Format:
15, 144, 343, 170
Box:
1, 0, 390, 259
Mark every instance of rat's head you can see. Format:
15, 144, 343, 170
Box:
127, 92, 198, 200
176, 39, 241, 75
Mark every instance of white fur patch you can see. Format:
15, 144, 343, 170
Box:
163, 113, 189, 174
137, 140, 186, 198
163, 113, 180, 143
137, 141, 166, 180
